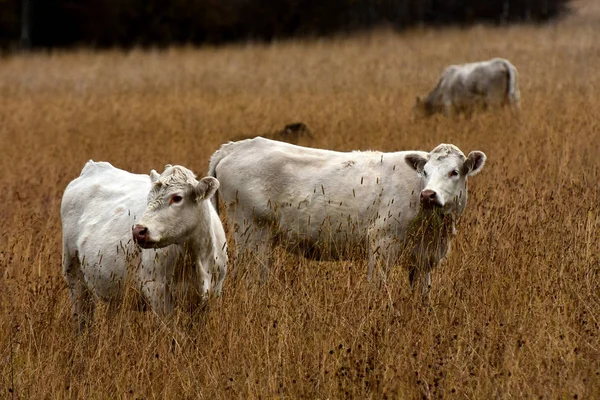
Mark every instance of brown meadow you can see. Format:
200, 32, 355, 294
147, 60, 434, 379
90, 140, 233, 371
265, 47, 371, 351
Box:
1, 3, 599, 398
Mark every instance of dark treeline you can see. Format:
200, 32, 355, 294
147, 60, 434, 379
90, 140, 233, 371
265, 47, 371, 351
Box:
1, 0, 571, 49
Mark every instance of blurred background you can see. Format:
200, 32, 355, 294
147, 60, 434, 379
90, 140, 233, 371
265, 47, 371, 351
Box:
1, 0, 571, 50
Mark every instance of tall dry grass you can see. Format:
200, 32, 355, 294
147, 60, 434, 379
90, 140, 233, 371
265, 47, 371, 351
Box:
0, 5, 599, 399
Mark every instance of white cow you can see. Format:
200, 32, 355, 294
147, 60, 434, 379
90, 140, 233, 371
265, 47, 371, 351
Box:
415, 58, 520, 117
208, 138, 486, 297
61, 161, 227, 330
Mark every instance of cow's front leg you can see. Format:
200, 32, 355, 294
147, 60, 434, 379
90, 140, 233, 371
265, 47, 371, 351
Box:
367, 233, 399, 284
443, 101, 455, 118
141, 280, 173, 318
195, 259, 213, 298
408, 265, 432, 302
463, 106, 474, 120
211, 256, 227, 296
249, 225, 274, 284
232, 218, 274, 284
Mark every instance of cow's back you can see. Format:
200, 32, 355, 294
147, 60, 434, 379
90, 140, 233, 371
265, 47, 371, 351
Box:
469, 59, 508, 95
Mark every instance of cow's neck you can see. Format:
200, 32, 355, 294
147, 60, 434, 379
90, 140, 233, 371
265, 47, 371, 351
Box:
413, 209, 455, 233
408, 210, 456, 267
186, 204, 215, 263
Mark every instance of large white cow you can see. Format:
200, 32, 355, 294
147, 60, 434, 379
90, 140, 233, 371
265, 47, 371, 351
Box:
415, 58, 520, 117
208, 138, 486, 296
61, 161, 227, 330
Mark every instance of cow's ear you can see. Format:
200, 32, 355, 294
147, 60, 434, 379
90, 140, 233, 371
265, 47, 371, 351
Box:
405, 153, 428, 172
163, 164, 173, 171
195, 177, 220, 200
149, 170, 160, 183
463, 151, 487, 176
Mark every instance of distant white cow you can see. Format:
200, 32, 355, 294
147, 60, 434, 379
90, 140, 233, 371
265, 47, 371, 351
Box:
415, 58, 520, 117
61, 161, 227, 330
209, 138, 486, 297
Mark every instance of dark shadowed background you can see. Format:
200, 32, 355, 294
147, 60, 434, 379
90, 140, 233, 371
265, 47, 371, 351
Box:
1, 0, 572, 49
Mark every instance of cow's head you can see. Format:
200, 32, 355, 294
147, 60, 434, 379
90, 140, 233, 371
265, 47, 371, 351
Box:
132, 165, 219, 249
405, 144, 486, 215
414, 96, 432, 118
275, 122, 314, 144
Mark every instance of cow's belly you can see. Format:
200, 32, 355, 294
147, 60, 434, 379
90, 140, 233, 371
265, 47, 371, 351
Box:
276, 206, 370, 260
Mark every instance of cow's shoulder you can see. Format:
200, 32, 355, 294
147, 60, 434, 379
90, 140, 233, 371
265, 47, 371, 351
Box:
488, 57, 511, 65
216, 136, 283, 156
79, 160, 117, 177
441, 64, 461, 78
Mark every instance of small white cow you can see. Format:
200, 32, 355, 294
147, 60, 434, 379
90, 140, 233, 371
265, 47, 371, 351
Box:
415, 58, 520, 117
209, 138, 486, 297
61, 161, 227, 330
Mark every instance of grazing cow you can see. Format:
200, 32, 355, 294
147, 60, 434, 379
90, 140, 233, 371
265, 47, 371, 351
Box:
415, 58, 520, 117
274, 122, 314, 145
61, 161, 227, 330
209, 138, 486, 297
230, 122, 315, 145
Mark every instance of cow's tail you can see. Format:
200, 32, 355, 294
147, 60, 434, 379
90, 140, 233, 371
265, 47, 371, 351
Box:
208, 141, 238, 217
504, 61, 520, 109
207, 150, 223, 216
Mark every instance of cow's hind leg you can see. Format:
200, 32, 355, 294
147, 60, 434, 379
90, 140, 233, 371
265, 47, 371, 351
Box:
408, 265, 431, 303
62, 250, 95, 333
508, 99, 521, 119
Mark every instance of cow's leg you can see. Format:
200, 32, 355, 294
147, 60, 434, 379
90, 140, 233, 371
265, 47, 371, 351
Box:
141, 279, 172, 318
230, 223, 245, 283
408, 265, 432, 303
509, 100, 521, 119
463, 107, 474, 120
248, 224, 275, 284
195, 260, 212, 298
213, 258, 227, 296
62, 250, 95, 332
367, 235, 382, 283
443, 102, 455, 118
197, 255, 226, 299
367, 234, 398, 284
232, 217, 274, 284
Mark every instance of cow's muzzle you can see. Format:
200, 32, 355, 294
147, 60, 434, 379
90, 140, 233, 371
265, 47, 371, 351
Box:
132, 224, 156, 248
420, 189, 443, 209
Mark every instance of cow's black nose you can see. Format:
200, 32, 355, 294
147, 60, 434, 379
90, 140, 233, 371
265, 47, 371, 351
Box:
132, 225, 148, 243
421, 189, 437, 201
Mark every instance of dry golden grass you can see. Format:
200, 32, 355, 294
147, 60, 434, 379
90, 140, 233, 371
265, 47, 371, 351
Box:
1, 5, 599, 398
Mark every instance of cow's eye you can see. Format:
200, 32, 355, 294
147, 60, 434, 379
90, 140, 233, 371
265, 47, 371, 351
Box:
450, 170, 459, 178
422, 170, 428, 177
170, 195, 183, 205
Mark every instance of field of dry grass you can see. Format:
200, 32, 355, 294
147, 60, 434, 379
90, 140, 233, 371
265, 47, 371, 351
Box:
1, 2, 599, 398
